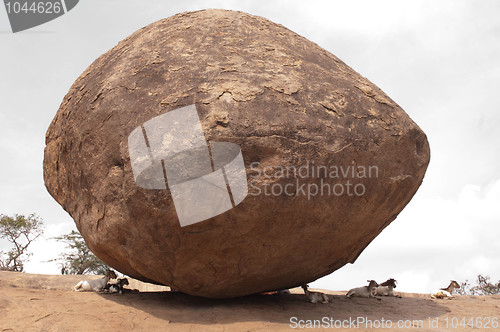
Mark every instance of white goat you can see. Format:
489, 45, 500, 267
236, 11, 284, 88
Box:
301, 284, 329, 303
431, 280, 460, 299
375, 278, 402, 298
73, 270, 117, 292
346, 280, 381, 300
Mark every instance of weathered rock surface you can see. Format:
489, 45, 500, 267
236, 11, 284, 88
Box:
43, 9, 430, 298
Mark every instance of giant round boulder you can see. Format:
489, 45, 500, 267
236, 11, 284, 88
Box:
43, 9, 430, 298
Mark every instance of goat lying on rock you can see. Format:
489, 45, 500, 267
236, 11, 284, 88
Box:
375, 278, 402, 298
346, 280, 381, 300
431, 280, 460, 299
105, 277, 129, 294
301, 284, 329, 303
73, 270, 117, 292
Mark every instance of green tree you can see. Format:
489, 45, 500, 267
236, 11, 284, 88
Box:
51, 230, 109, 275
0, 214, 44, 272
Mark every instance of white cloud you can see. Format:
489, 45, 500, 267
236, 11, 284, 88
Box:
23, 221, 77, 275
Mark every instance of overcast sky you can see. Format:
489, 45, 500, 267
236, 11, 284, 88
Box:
1, 0, 499, 293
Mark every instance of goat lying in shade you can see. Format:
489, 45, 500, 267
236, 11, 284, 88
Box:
374, 278, 402, 298
346, 280, 381, 300
301, 284, 329, 303
73, 270, 117, 292
105, 277, 129, 294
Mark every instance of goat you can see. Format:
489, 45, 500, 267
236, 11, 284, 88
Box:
105, 277, 129, 294
301, 284, 329, 303
73, 270, 117, 292
346, 280, 381, 300
375, 278, 402, 298
431, 280, 460, 299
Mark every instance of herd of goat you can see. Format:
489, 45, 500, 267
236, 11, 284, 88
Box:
302, 279, 460, 303
72, 270, 461, 303
301, 278, 400, 303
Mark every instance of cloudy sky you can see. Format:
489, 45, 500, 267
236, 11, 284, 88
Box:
1, 0, 499, 293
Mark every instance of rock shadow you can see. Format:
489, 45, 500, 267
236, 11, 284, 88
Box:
98, 291, 451, 326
